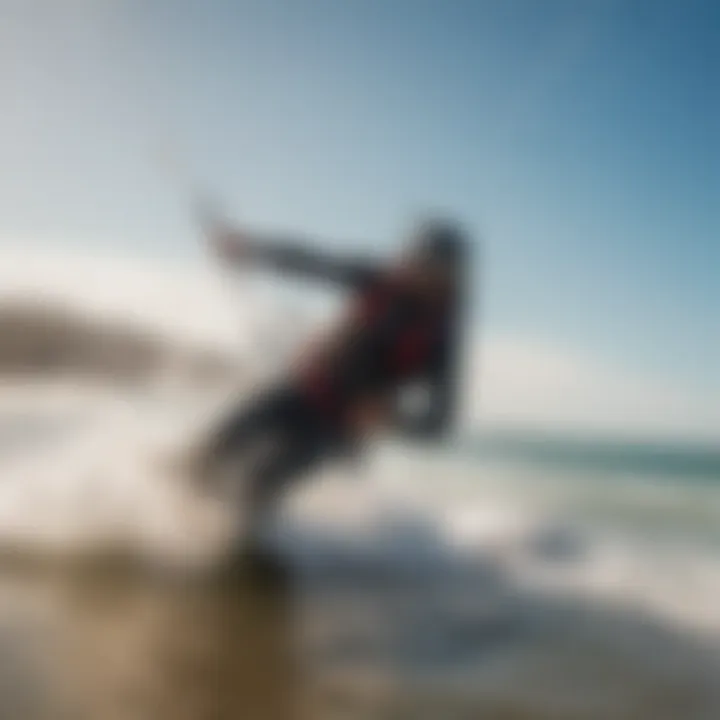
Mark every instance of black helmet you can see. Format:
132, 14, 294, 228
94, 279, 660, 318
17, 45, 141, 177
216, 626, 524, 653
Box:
412, 218, 467, 267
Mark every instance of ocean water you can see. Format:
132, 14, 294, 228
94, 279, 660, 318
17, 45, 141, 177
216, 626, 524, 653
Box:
0, 379, 718, 719
0, 265, 718, 718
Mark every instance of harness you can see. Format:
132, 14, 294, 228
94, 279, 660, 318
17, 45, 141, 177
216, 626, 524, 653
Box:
299, 277, 445, 417
360, 280, 441, 376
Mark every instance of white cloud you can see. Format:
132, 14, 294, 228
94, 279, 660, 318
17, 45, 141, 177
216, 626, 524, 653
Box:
468, 336, 720, 442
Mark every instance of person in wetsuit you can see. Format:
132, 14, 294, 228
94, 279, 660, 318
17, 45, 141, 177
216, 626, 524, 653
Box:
200, 218, 470, 522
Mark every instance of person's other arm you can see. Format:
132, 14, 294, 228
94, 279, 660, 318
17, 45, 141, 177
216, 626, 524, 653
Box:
211, 224, 380, 291
391, 278, 469, 442
390, 329, 460, 441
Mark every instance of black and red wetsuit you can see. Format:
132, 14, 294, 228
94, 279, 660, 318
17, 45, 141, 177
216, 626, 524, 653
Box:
206, 233, 466, 512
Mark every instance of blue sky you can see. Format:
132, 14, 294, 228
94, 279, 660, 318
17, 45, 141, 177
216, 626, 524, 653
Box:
1, 0, 718, 400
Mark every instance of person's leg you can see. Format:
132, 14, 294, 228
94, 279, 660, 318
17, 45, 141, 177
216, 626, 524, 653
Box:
243, 392, 344, 518
246, 435, 322, 518
196, 385, 295, 476
235, 422, 331, 561
202, 387, 340, 525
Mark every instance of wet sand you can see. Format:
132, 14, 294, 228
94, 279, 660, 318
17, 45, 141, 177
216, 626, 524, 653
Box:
0, 540, 718, 720
0, 561, 300, 720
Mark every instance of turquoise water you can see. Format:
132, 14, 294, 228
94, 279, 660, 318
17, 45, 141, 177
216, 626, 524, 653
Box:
468, 432, 720, 483
391, 431, 720, 551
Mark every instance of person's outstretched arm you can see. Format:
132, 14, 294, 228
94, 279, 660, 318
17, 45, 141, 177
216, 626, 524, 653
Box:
211, 225, 380, 291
